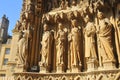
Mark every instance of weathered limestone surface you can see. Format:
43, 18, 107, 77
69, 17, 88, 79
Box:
14, 69, 120, 80
8, 0, 120, 80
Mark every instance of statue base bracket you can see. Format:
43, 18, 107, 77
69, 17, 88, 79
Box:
71, 65, 81, 73
56, 64, 64, 73
87, 59, 98, 71
103, 60, 116, 70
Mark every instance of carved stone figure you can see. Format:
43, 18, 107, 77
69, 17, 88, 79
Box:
59, 0, 69, 10
97, 11, 115, 63
84, 15, 97, 61
17, 27, 30, 70
52, 0, 59, 8
69, 19, 81, 67
14, 20, 22, 31
71, 0, 77, 6
40, 24, 53, 67
22, 19, 27, 30
68, 11, 75, 20
54, 13, 61, 23
60, 0, 66, 10
56, 23, 66, 66
25, 1, 34, 23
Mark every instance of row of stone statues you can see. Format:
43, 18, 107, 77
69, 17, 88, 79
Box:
15, 0, 120, 73
39, 11, 118, 73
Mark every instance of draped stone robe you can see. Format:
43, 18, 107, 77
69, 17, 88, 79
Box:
85, 22, 97, 60
41, 31, 53, 67
98, 18, 115, 62
56, 29, 66, 66
70, 27, 81, 66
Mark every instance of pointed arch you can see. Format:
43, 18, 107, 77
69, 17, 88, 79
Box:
61, 76, 68, 80
74, 75, 81, 80
48, 76, 54, 80
16, 75, 22, 80
27, 76, 33, 80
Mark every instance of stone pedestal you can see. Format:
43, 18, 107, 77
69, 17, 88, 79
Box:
56, 64, 64, 73
39, 62, 47, 73
71, 65, 81, 73
103, 61, 116, 70
16, 64, 25, 72
39, 66, 47, 73
67, 68, 71, 73
87, 59, 98, 71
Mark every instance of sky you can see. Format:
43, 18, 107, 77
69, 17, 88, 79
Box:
0, 0, 23, 36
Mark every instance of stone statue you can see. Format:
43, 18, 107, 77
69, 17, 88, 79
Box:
69, 19, 81, 67
54, 13, 61, 23
40, 24, 53, 67
97, 11, 115, 63
52, 0, 59, 8
17, 24, 33, 71
59, 0, 69, 10
60, 0, 65, 10
71, 0, 77, 6
56, 23, 66, 66
13, 20, 22, 31
68, 11, 75, 20
17, 28, 29, 67
84, 15, 97, 61
22, 19, 27, 30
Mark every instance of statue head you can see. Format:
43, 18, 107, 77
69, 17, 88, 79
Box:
55, 13, 61, 23
72, 0, 77, 6
43, 24, 49, 31
58, 23, 63, 30
68, 11, 75, 20
71, 19, 77, 28
84, 15, 90, 23
97, 11, 104, 19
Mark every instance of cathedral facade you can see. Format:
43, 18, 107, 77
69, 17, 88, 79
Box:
6, 0, 120, 80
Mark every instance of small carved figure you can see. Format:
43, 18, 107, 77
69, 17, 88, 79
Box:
97, 11, 115, 63
14, 20, 22, 31
52, 0, 59, 8
40, 24, 53, 67
69, 19, 81, 67
59, 0, 69, 10
65, 0, 69, 9
56, 23, 66, 66
55, 13, 61, 23
17, 26, 31, 68
60, 0, 65, 9
72, 0, 77, 6
68, 11, 75, 20
22, 19, 27, 30
84, 15, 97, 61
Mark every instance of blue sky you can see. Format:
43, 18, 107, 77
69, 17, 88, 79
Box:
0, 0, 23, 35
